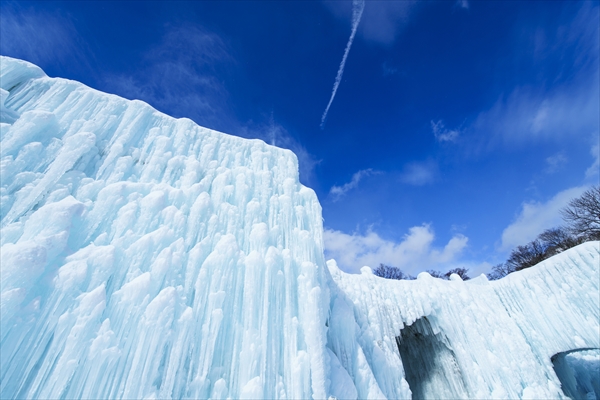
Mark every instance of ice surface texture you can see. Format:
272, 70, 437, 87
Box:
553, 349, 600, 399
1, 56, 598, 399
328, 242, 600, 399
0, 56, 329, 399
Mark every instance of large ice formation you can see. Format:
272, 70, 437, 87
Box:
1, 56, 598, 399
553, 349, 600, 400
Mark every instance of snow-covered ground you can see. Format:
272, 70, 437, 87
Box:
1, 56, 598, 399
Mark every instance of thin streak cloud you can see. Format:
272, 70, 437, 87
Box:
320, 0, 365, 129
329, 168, 374, 201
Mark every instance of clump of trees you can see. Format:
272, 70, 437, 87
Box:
374, 264, 415, 280
374, 264, 470, 281
427, 267, 471, 280
562, 186, 600, 240
374, 186, 599, 283
488, 186, 599, 280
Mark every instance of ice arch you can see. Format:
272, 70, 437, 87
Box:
327, 242, 599, 399
552, 348, 600, 400
396, 316, 469, 399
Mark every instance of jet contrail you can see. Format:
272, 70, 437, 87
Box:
321, 0, 365, 129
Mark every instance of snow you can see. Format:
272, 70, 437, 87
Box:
1, 56, 599, 399
327, 243, 600, 399
553, 349, 600, 400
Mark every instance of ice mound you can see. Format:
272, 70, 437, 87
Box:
328, 242, 599, 399
0, 56, 330, 399
1, 56, 598, 399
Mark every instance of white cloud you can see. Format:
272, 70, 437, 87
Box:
544, 152, 568, 174
98, 25, 321, 185
102, 25, 232, 131
456, 0, 469, 9
321, 0, 365, 129
585, 143, 599, 179
431, 120, 460, 142
324, 225, 468, 274
329, 169, 374, 201
0, 5, 89, 68
533, 1, 598, 68
400, 160, 436, 185
471, 81, 599, 149
102, 26, 321, 186
469, 3, 599, 149
500, 186, 588, 251
323, 1, 419, 46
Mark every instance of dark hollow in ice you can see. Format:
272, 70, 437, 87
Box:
396, 317, 469, 400
551, 348, 600, 400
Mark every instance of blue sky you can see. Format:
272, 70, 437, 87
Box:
1, 0, 598, 276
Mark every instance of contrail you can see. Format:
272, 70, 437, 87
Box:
320, 0, 365, 129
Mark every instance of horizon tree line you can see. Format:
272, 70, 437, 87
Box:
374, 186, 600, 282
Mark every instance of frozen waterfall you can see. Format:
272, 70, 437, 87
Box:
1, 56, 598, 399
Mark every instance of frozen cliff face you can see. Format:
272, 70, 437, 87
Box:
0, 56, 331, 400
1, 56, 598, 400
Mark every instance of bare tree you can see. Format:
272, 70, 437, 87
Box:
487, 263, 514, 280
426, 269, 445, 279
506, 239, 547, 271
444, 267, 470, 280
487, 187, 599, 280
538, 227, 582, 255
374, 264, 415, 280
561, 186, 600, 241
425, 268, 470, 280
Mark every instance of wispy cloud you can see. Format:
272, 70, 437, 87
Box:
431, 120, 460, 142
100, 25, 320, 185
1, 7, 320, 187
499, 186, 588, 251
471, 82, 599, 149
324, 1, 418, 46
543, 152, 568, 174
400, 160, 436, 186
456, 0, 469, 10
585, 143, 599, 179
320, 0, 365, 129
0, 4, 90, 69
329, 168, 374, 201
102, 25, 232, 131
468, 2, 599, 151
324, 225, 468, 274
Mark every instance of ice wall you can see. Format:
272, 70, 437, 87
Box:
0, 56, 331, 400
1, 56, 598, 400
327, 241, 600, 399
553, 349, 600, 400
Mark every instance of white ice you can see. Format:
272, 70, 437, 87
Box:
1, 56, 598, 399
327, 242, 599, 399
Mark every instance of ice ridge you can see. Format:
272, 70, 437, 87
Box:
1, 56, 598, 399
327, 242, 599, 399
1, 56, 330, 400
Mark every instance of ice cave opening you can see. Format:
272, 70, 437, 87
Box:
551, 348, 600, 400
395, 317, 469, 400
